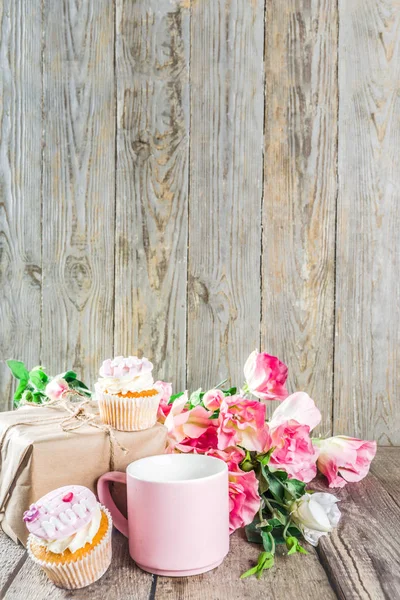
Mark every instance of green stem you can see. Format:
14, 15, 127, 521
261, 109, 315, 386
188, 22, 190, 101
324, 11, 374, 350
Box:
263, 498, 276, 515
283, 518, 292, 540
264, 497, 287, 509
215, 379, 228, 389
268, 532, 276, 554
258, 504, 263, 523
242, 382, 250, 398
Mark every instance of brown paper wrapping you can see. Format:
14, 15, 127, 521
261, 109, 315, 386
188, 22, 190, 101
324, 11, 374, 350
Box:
0, 404, 167, 546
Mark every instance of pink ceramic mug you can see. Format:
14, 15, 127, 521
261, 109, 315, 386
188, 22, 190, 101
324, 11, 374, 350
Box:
97, 453, 229, 576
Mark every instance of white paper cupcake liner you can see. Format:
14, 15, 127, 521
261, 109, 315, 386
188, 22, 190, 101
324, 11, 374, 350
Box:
27, 506, 112, 590
96, 390, 161, 431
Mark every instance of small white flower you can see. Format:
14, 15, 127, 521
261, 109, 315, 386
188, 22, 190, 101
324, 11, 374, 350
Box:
291, 492, 341, 546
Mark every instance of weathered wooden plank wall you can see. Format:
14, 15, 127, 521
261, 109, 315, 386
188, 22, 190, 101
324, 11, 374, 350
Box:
115, 0, 189, 387
0, 0, 42, 414
0, 0, 399, 443
334, 0, 400, 445
187, 0, 264, 389
263, 1, 338, 432
41, 0, 116, 392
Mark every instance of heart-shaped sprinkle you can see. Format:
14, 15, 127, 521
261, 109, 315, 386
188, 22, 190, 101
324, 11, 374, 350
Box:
62, 492, 74, 503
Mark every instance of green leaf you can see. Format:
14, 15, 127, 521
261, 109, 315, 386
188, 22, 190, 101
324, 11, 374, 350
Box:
61, 371, 77, 382
21, 389, 33, 403
30, 391, 46, 404
286, 536, 308, 556
256, 447, 274, 466
189, 388, 203, 407
259, 476, 269, 494
261, 531, 274, 553
14, 383, 35, 407
29, 368, 49, 390
285, 478, 307, 499
209, 410, 220, 420
169, 392, 185, 404
245, 527, 262, 544
240, 551, 274, 580
240, 565, 259, 579
68, 378, 89, 390
273, 469, 289, 481
7, 360, 29, 381
262, 467, 285, 503
268, 524, 302, 545
76, 379, 89, 390
13, 379, 29, 402
240, 449, 255, 472
245, 517, 263, 544
67, 379, 91, 395
287, 525, 302, 537
269, 515, 286, 527
257, 522, 273, 533
222, 387, 237, 396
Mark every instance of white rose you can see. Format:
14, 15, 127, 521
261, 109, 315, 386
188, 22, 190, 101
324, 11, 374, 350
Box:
291, 492, 341, 546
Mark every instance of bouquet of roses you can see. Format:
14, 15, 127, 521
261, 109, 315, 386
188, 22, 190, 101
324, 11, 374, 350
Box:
155, 350, 377, 578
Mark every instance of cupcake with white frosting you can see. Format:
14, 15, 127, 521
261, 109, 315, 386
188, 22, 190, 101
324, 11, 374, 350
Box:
25, 485, 112, 589
95, 355, 161, 431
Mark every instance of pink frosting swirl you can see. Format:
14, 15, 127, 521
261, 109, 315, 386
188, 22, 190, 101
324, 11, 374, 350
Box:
99, 356, 153, 378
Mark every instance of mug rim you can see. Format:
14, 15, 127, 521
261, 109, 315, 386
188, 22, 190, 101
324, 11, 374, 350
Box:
126, 453, 228, 484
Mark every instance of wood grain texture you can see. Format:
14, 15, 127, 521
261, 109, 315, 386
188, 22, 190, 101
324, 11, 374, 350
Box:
155, 528, 336, 600
262, 0, 338, 432
334, 0, 400, 444
3, 531, 152, 600
0, 0, 42, 410
370, 446, 400, 508
315, 469, 400, 599
40, 0, 115, 387
0, 534, 25, 597
187, 0, 264, 390
114, 0, 189, 390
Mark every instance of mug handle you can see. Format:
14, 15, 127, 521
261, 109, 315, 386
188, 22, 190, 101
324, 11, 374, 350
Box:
97, 471, 129, 538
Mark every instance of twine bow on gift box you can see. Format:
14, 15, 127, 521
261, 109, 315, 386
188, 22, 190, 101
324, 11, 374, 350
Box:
0, 391, 128, 472
57, 394, 128, 471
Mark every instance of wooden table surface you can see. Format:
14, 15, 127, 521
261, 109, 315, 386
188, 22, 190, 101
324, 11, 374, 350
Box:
0, 448, 399, 600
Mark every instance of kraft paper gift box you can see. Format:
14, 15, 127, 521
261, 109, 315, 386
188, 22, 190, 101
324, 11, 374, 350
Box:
0, 404, 167, 546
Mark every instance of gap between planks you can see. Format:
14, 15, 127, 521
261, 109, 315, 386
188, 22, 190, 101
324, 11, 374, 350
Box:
148, 575, 158, 600
0, 552, 27, 600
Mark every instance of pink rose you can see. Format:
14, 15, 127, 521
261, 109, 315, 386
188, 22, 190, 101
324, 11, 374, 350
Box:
155, 381, 173, 423
217, 396, 270, 452
314, 436, 377, 488
228, 469, 260, 533
45, 377, 69, 402
244, 350, 288, 401
165, 397, 217, 451
269, 420, 319, 482
206, 447, 260, 533
206, 446, 245, 468
203, 389, 225, 411
176, 425, 219, 453
174, 405, 215, 440
269, 392, 321, 431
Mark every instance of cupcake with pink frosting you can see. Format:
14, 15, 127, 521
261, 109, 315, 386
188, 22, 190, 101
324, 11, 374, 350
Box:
95, 356, 161, 431
25, 485, 112, 589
